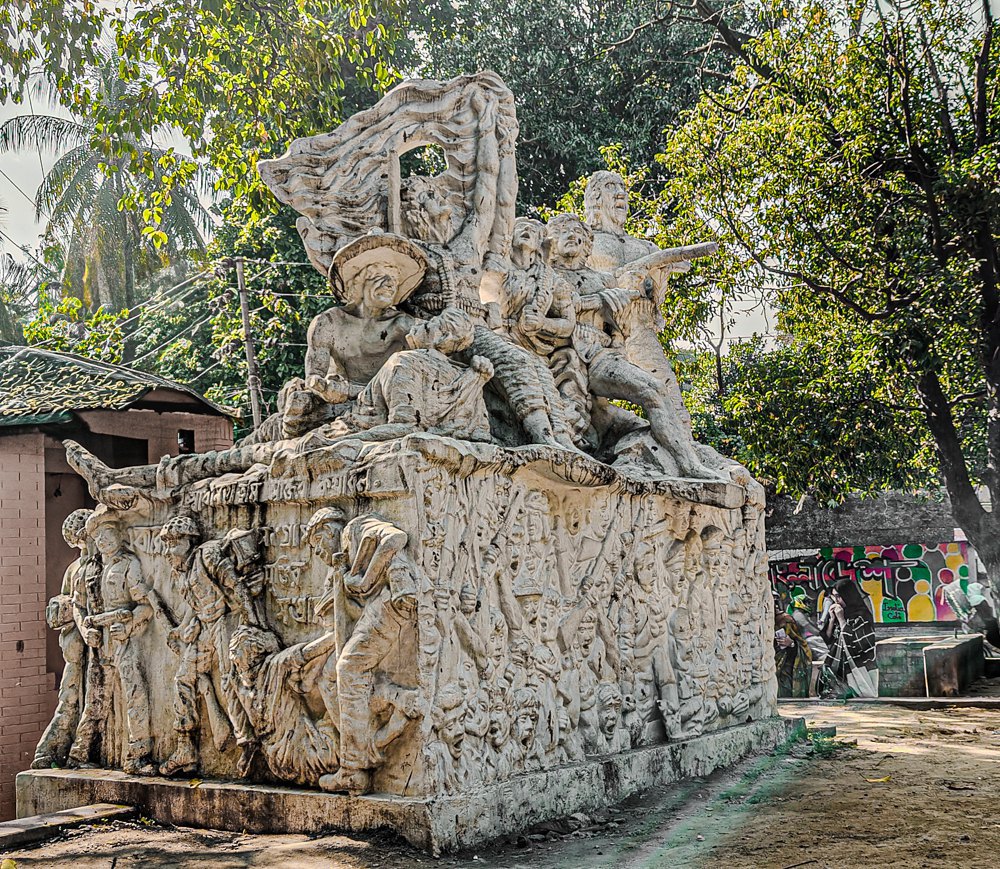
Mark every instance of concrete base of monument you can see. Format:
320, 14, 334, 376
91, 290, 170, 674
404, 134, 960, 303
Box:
17, 715, 801, 854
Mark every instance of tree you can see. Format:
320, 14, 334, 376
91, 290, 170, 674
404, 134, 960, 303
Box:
129, 201, 331, 433
661, 0, 1000, 590
675, 334, 939, 501
0, 1, 402, 233
407, 0, 738, 207
0, 56, 210, 311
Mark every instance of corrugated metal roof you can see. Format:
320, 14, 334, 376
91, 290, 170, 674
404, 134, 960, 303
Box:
0, 345, 233, 428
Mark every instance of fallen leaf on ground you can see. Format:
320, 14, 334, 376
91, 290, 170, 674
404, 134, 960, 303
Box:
865, 775, 892, 783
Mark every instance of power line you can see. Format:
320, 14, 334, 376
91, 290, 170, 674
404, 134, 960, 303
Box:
0, 166, 40, 214
0, 226, 57, 277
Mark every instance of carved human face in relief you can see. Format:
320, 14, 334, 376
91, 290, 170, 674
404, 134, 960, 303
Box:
536, 591, 560, 638
466, 688, 490, 739
546, 215, 593, 268
518, 595, 541, 628
400, 176, 458, 245
440, 705, 466, 760
93, 525, 122, 558
598, 686, 623, 738
586, 172, 628, 232
163, 535, 196, 571
308, 522, 344, 567
348, 262, 401, 314
488, 695, 511, 747
511, 218, 544, 269
514, 696, 538, 745
576, 612, 598, 657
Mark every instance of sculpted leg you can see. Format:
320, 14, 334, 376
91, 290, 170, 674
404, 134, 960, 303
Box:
114, 640, 155, 775
320, 601, 401, 795
67, 660, 110, 767
32, 633, 85, 767
161, 643, 201, 776
589, 357, 716, 479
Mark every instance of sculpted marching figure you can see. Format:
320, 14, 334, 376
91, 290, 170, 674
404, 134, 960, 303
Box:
70, 510, 158, 774
158, 516, 261, 777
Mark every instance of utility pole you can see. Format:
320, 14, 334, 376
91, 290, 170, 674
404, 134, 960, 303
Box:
235, 257, 264, 429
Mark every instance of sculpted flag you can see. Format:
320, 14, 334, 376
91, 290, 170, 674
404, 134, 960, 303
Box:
258, 71, 518, 286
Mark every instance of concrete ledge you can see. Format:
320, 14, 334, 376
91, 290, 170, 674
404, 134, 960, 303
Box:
16, 716, 799, 853
0, 803, 134, 850
780, 697, 1000, 710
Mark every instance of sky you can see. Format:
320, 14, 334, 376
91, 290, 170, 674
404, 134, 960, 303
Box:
0, 100, 50, 254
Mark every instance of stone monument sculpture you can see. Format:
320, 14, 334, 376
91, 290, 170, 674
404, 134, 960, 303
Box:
21, 71, 790, 853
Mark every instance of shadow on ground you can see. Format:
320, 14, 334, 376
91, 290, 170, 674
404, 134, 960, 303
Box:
6, 705, 1000, 868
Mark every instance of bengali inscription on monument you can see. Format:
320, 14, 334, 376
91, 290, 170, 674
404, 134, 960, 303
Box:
28, 72, 779, 846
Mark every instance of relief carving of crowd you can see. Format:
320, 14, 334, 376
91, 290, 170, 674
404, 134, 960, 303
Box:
35, 72, 777, 799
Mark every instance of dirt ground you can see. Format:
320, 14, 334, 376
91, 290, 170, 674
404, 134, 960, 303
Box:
5, 702, 1000, 868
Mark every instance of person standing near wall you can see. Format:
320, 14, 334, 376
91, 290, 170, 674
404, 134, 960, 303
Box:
827, 579, 878, 697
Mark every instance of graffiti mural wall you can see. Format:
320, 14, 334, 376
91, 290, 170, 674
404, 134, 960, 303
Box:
770, 542, 977, 624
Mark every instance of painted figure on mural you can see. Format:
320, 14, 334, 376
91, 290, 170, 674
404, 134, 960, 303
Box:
825, 579, 878, 698
773, 607, 812, 699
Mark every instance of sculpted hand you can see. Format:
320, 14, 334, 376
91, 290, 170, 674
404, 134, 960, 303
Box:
601, 287, 643, 317
109, 621, 128, 639
166, 628, 181, 654
84, 628, 102, 648
470, 355, 494, 380
520, 309, 543, 333
306, 374, 349, 404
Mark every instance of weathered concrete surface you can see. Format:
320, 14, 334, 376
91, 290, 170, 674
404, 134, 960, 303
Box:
0, 803, 133, 850
924, 634, 983, 696
876, 636, 942, 697
16, 716, 800, 854
766, 491, 955, 551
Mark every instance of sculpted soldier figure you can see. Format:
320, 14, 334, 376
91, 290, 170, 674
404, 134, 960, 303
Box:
583, 170, 715, 430
547, 213, 716, 478
158, 516, 261, 776
304, 233, 426, 406
32, 509, 95, 768
72, 510, 156, 774
319, 514, 421, 796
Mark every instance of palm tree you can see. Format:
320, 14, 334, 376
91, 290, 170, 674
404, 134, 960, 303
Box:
0, 56, 211, 312
0, 250, 48, 343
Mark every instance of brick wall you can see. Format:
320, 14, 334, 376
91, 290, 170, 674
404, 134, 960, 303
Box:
77, 407, 234, 461
0, 431, 54, 820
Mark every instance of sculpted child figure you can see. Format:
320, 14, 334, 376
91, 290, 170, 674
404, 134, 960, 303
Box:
32, 509, 95, 768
